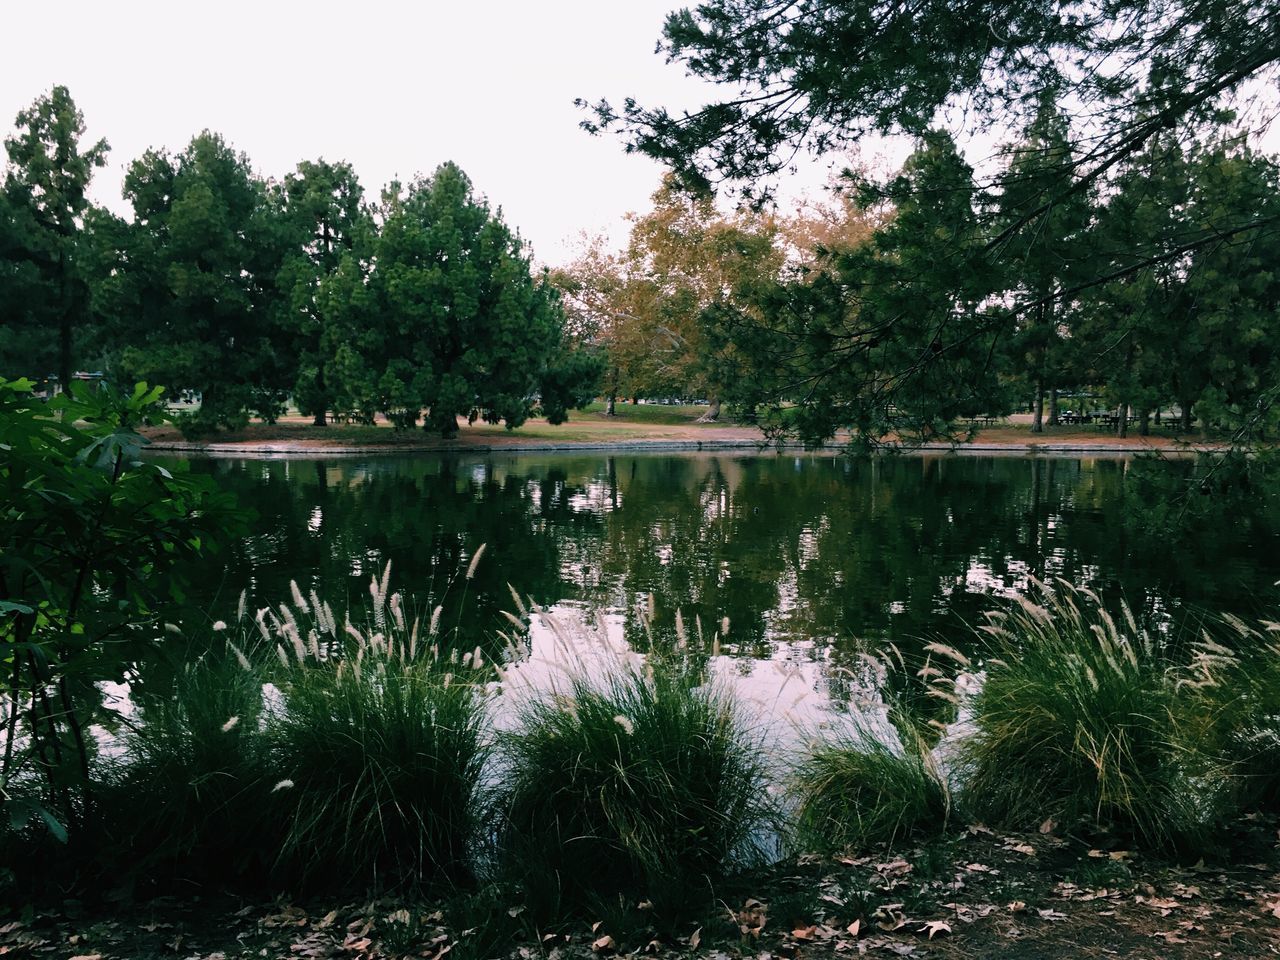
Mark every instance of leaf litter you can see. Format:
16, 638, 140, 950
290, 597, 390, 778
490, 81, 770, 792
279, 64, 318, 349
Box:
1, 820, 1278, 959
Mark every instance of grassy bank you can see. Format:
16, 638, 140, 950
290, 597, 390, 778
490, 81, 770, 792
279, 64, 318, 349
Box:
139, 405, 1228, 451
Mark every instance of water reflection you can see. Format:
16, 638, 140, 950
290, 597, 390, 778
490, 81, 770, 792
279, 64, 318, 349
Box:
155, 451, 1280, 687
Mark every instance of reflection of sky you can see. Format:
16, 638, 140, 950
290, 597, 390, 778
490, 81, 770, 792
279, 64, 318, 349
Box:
498, 603, 899, 753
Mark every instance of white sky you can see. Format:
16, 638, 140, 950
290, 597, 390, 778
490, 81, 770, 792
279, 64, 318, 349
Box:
3, 2, 1275, 267
0, 0, 837, 266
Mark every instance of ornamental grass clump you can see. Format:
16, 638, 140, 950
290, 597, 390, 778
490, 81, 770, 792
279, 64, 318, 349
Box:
1178, 615, 1280, 815
793, 705, 950, 853
497, 650, 772, 916
954, 581, 1204, 851
103, 641, 273, 883
265, 568, 493, 891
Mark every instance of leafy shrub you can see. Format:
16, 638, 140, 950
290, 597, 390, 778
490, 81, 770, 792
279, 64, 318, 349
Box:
0, 377, 243, 845
497, 658, 772, 916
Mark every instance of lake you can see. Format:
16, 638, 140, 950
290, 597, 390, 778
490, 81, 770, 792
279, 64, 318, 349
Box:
156, 451, 1280, 688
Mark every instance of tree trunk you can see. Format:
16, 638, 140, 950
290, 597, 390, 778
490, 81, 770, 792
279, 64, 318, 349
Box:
1048, 389, 1059, 427
1139, 409, 1150, 436
697, 396, 722, 423
1180, 401, 1193, 433
58, 249, 73, 393
312, 366, 328, 425
605, 393, 616, 417
1117, 404, 1129, 438
1031, 378, 1044, 433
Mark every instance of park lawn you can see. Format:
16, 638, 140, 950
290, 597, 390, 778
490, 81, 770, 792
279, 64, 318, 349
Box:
141, 407, 1225, 451
141, 402, 758, 448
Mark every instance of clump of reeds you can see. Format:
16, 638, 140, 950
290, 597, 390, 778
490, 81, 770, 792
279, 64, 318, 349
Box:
951, 581, 1204, 850
262, 566, 494, 890
103, 638, 273, 881
1178, 615, 1280, 814
495, 609, 772, 916
792, 676, 951, 852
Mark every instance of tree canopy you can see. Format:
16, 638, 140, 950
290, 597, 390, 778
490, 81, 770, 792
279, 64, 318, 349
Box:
323, 162, 599, 437
583, 0, 1280, 444
0, 85, 107, 388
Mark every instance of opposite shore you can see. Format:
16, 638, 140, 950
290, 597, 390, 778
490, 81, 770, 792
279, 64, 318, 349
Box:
143, 405, 1230, 457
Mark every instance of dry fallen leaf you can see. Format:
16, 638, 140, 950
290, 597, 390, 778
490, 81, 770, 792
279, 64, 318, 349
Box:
689, 927, 701, 949
591, 934, 615, 953
846, 919, 861, 937
792, 925, 816, 941
920, 919, 951, 939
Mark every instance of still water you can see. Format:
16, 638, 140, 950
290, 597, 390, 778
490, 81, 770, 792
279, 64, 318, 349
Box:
158, 451, 1280, 684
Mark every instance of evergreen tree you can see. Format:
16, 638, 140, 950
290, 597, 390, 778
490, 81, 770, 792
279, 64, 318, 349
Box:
104, 132, 292, 430
994, 94, 1093, 432
278, 159, 370, 425
1, 86, 108, 386
713, 131, 1004, 446
326, 162, 597, 437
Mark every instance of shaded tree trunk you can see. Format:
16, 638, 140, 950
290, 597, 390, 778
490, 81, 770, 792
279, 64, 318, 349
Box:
1180, 400, 1193, 433
1048, 388, 1059, 426
312, 365, 328, 426
58, 248, 74, 392
697, 396, 722, 423
1139, 409, 1150, 436
605, 392, 616, 417
1031, 377, 1045, 433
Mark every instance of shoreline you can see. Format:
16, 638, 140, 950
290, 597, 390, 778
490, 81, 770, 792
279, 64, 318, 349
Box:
144, 436, 1226, 458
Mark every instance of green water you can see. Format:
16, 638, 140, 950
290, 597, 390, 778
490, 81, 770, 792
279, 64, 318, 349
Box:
158, 451, 1280, 670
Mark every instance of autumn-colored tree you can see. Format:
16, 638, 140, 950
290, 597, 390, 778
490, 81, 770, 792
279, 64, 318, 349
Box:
555, 178, 781, 421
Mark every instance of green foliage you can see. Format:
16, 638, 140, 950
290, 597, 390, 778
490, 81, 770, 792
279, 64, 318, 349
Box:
793, 713, 949, 853
956, 582, 1206, 851
1, 85, 108, 386
0, 377, 243, 842
324, 163, 595, 437
994, 94, 1093, 431
589, 2, 1280, 445
101, 132, 295, 431
588, 0, 1277, 203
714, 130, 1005, 447
497, 660, 772, 916
277, 159, 371, 426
